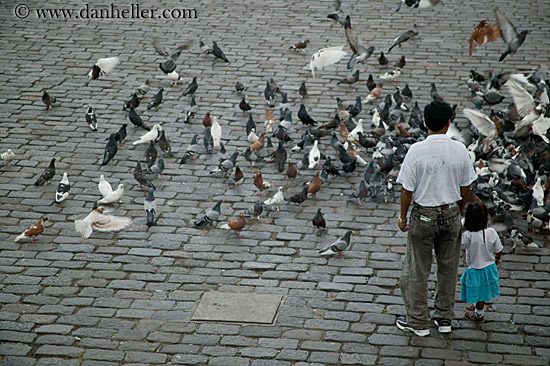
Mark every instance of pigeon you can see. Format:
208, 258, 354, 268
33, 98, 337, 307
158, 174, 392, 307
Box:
365, 83, 383, 103
34, 158, 55, 186
247, 201, 264, 219
402, 84, 412, 100
395, 55, 407, 68
308, 140, 321, 169
98, 174, 113, 197
75, 206, 132, 239
290, 39, 310, 51
144, 188, 157, 226
41, 91, 58, 111
286, 161, 298, 185
288, 186, 308, 208
155, 40, 192, 74
309, 46, 347, 78
343, 16, 375, 69
15, 216, 48, 242
264, 187, 285, 211
379, 68, 401, 81
199, 41, 212, 55
111, 124, 127, 145
396, 0, 440, 12
137, 79, 151, 96
182, 77, 198, 96
134, 161, 155, 189
366, 74, 376, 91
221, 212, 246, 237
183, 95, 198, 123
351, 180, 369, 206
85, 106, 97, 131
212, 41, 229, 62
228, 166, 244, 186
168, 71, 181, 86
102, 134, 118, 166
54, 173, 70, 204
509, 227, 541, 252
1, 149, 16, 165
240, 96, 252, 114
235, 81, 245, 93
202, 111, 212, 128
211, 151, 239, 179
327, 0, 346, 24
388, 30, 418, 52
157, 129, 173, 156
299, 81, 308, 99
265, 108, 275, 134
250, 132, 265, 152
264, 81, 275, 107
98, 183, 125, 205
337, 70, 360, 85
84, 56, 120, 86
145, 141, 158, 168
128, 106, 151, 131
147, 88, 164, 110
469, 20, 501, 56
133, 124, 162, 145
194, 200, 223, 227
379, 52, 389, 66
254, 170, 273, 195
124, 93, 140, 110
180, 134, 199, 164
463, 108, 499, 138
211, 117, 222, 148
298, 104, 318, 127
307, 171, 323, 199
274, 141, 288, 173
319, 230, 352, 256
149, 158, 165, 178
483, 91, 505, 105
312, 208, 326, 234
495, 7, 529, 62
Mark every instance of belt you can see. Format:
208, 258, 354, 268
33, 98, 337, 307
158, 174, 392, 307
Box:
413, 202, 457, 210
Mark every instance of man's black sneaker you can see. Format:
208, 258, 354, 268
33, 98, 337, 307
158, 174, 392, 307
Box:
434, 318, 452, 333
396, 316, 430, 337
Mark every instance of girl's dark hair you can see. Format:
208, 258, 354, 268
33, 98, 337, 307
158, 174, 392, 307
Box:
464, 202, 488, 232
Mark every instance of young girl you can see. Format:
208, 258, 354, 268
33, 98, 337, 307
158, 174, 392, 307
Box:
460, 202, 503, 323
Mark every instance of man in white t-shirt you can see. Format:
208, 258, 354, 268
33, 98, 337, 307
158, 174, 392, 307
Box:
395, 100, 477, 337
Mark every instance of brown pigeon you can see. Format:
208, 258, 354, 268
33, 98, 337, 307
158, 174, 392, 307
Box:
15, 216, 48, 242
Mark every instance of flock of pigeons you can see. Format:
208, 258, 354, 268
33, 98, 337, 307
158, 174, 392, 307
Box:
4, 0, 549, 254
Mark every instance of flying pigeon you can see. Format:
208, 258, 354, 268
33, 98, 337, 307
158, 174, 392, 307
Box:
34, 158, 55, 186
396, 0, 440, 12
144, 188, 157, 226
343, 16, 375, 69
102, 134, 118, 166
75, 206, 132, 239
15, 216, 48, 242
469, 20, 501, 56
388, 30, 418, 52
42, 91, 58, 110
194, 200, 223, 227
221, 212, 246, 237
54, 172, 70, 204
309, 46, 347, 78
327, 0, 346, 24
147, 88, 164, 110
85, 106, 97, 131
133, 124, 162, 145
212, 41, 229, 62
495, 7, 529, 62
319, 230, 352, 256
128, 106, 151, 131
85, 56, 120, 86
154, 40, 192, 74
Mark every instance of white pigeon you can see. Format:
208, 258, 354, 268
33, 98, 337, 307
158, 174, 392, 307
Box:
85, 56, 120, 86
133, 124, 162, 145
54, 172, 70, 203
532, 177, 545, 207
379, 68, 401, 80
74, 206, 132, 239
264, 187, 285, 212
167, 70, 181, 86
463, 108, 498, 138
349, 118, 364, 141
248, 130, 259, 144
308, 140, 321, 169
1, 149, 16, 165
371, 109, 381, 128
211, 117, 222, 148
98, 184, 125, 204
98, 175, 113, 198
309, 46, 347, 78
532, 116, 550, 144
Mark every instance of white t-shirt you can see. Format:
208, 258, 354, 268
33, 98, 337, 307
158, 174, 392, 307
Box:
462, 228, 503, 269
397, 134, 476, 207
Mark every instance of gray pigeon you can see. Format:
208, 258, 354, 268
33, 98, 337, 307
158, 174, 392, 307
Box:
495, 7, 529, 62
319, 230, 352, 256
144, 188, 157, 226
194, 200, 223, 227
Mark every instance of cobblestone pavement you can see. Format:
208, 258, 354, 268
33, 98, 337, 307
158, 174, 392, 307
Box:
1, 0, 549, 365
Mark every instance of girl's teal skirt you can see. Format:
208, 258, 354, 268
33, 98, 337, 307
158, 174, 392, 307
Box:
460, 263, 500, 304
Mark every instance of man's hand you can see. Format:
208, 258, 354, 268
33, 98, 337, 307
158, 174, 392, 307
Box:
398, 219, 408, 232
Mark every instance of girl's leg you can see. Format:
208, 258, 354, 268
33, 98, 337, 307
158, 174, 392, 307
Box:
475, 301, 485, 320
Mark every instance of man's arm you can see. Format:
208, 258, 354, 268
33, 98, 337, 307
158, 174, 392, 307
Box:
459, 185, 472, 213
398, 187, 413, 232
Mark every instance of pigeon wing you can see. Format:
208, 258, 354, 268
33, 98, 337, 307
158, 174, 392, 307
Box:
494, 7, 518, 46
463, 108, 497, 137
170, 41, 192, 61
95, 57, 119, 75
506, 79, 534, 117
153, 39, 169, 57
92, 213, 132, 232
309, 46, 347, 77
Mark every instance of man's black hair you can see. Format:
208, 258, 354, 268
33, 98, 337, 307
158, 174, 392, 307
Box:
424, 100, 453, 132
